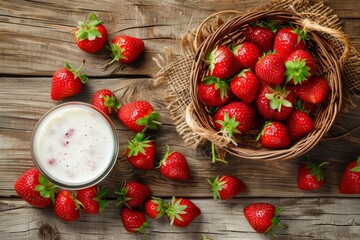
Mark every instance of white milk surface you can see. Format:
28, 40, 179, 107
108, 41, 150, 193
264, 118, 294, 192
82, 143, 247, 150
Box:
32, 104, 116, 186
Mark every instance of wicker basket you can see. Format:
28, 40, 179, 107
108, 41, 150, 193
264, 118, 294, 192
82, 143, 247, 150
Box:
186, 9, 351, 161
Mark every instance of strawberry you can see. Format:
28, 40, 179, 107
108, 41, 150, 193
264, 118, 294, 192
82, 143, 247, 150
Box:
51, 60, 88, 100
285, 50, 316, 85
339, 157, 360, 194
118, 100, 160, 133
145, 197, 168, 219
159, 146, 190, 181
197, 77, 231, 107
297, 161, 328, 190
213, 101, 256, 137
244, 203, 286, 235
125, 133, 156, 171
293, 75, 329, 104
53, 190, 81, 222
286, 109, 315, 141
166, 196, 201, 227
256, 84, 294, 121
206, 45, 240, 79
207, 175, 246, 200
230, 69, 260, 104
92, 89, 120, 115
76, 185, 108, 214
109, 35, 145, 64
244, 20, 278, 52
121, 207, 149, 233
273, 27, 307, 60
74, 13, 108, 54
14, 168, 56, 208
257, 121, 290, 149
255, 52, 285, 85
231, 42, 261, 69
115, 181, 151, 208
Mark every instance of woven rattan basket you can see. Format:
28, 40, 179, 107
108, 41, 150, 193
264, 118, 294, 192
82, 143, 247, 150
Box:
186, 9, 351, 161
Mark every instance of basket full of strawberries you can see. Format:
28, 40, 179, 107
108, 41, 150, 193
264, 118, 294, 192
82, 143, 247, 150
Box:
186, 10, 350, 161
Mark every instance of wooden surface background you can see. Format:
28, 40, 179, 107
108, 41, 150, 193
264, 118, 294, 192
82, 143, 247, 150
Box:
0, 0, 359, 239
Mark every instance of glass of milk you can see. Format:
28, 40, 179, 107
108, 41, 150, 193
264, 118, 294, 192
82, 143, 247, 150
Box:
31, 102, 119, 190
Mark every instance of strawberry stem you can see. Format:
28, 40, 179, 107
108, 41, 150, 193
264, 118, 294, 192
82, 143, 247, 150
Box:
211, 142, 227, 164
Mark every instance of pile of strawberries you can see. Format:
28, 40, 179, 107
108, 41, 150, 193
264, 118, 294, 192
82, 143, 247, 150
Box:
197, 19, 330, 149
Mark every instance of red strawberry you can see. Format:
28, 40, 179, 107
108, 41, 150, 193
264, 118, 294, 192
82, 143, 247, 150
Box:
76, 186, 108, 214
109, 35, 145, 64
121, 207, 149, 233
286, 109, 315, 141
197, 77, 231, 107
145, 197, 168, 219
206, 45, 240, 79
273, 27, 307, 60
213, 101, 256, 137
297, 162, 328, 190
285, 50, 316, 85
339, 157, 360, 194
244, 203, 286, 235
118, 100, 160, 133
74, 13, 108, 54
14, 168, 56, 208
159, 146, 190, 181
293, 76, 329, 104
244, 20, 278, 52
125, 133, 156, 171
92, 89, 120, 115
256, 84, 294, 121
255, 52, 285, 85
166, 196, 201, 227
115, 181, 151, 208
51, 60, 88, 100
230, 69, 260, 104
208, 175, 246, 200
231, 42, 261, 69
257, 121, 290, 149
54, 190, 81, 222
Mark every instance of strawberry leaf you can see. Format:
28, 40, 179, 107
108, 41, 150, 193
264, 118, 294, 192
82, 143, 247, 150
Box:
166, 196, 187, 225
351, 157, 360, 172
75, 13, 103, 41
265, 85, 292, 111
127, 133, 152, 157
215, 112, 240, 139
285, 58, 311, 85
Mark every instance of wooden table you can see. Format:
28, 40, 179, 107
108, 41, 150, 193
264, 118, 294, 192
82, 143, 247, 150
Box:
1, 0, 359, 239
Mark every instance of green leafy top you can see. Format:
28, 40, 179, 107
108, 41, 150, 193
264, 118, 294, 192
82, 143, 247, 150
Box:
256, 121, 272, 142
34, 175, 57, 204
165, 196, 187, 225
126, 133, 152, 157
203, 76, 230, 100
350, 156, 360, 172
158, 145, 172, 167
114, 182, 131, 208
135, 111, 161, 133
108, 43, 127, 65
265, 208, 287, 237
215, 112, 240, 139
257, 19, 281, 33
94, 186, 109, 214
291, 27, 308, 44
285, 57, 311, 85
65, 59, 88, 83
75, 13, 104, 41
150, 197, 169, 219
103, 94, 120, 114
306, 161, 329, 181
207, 176, 225, 200
265, 85, 292, 112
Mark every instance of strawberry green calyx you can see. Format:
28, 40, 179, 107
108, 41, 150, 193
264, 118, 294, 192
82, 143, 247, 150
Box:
65, 59, 88, 83
285, 57, 311, 84
207, 176, 224, 200
136, 111, 161, 133
215, 112, 240, 139
103, 95, 120, 114
94, 187, 109, 214
291, 27, 308, 44
202, 235, 211, 240
257, 19, 281, 33
114, 183, 131, 208
203, 76, 230, 100
306, 161, 329, 181
256, 121, 272, 142
34, 175, 57, 204
166, 196, 187, 225
127, 133, 152, 157
265, 208, 287, 237
109, 43, 127, 65
265, 85, 292, 112
350, 156, 360, 172
152, 197, 169, 219
158, 145, 172, 167
206, 46, 219, 75
75, 13, 104, 41
133, 221, 150, 234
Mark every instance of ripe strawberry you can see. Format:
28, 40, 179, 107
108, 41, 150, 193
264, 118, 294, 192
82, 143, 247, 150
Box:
244, 20, 278, 52
54, 190, 81, 222
121, 207, 149, 233
213, 101, 256, 137
206, 45, 240, 79
145, 197, 168, 219
256, 84, 294, 121
109, 35, 145, 64
255, 52, 285, 85
207, 175, 246, 200
339, 157, 360, 194
74, 13, 108, 54
125, 133, 156, 171
92, 89, 120, 115
244, 203, 286, 235
285, 50, 316, 85
286, 109, 315, 141
14, 168, 56, 208
257, 121, 290, 149
76, 186, 108, 214
118, 100, 160, 133
166, 196, 201, 227
115, 181, 151, 208
273, 27, 307, 60
51, 60, 88, 100
159, 146, 190, 181
293, 76, 329, 104
297, 161, 328, 190
231, 42, 261, 69
230, 69, 259, 104
197, 77, 231, 107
